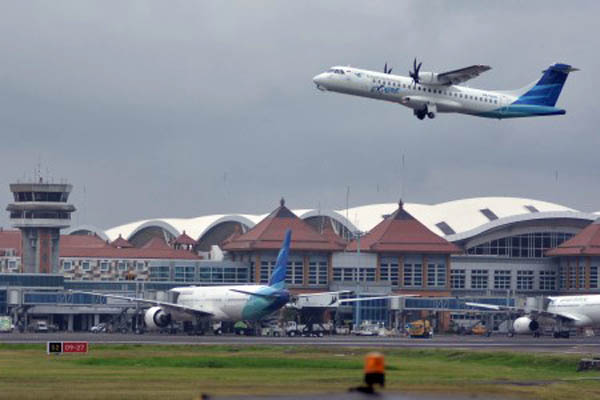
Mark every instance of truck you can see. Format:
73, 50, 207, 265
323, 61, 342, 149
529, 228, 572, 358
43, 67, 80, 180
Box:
0, 316, 13, 333
407, 320, 433, 338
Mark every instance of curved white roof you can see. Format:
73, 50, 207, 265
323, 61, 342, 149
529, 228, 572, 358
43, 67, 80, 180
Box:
85, 197, 596, 243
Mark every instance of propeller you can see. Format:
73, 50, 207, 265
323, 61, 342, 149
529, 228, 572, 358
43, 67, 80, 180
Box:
384, 62, 392, 74
409, 58, 422, 84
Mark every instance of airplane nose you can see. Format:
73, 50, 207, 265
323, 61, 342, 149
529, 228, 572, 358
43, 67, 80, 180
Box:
313, 73, 327, 90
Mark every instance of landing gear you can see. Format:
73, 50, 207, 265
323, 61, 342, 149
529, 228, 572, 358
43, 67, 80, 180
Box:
414, 109, 426, 120
413, 104, 436, 120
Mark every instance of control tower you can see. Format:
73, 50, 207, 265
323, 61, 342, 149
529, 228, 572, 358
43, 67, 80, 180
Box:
6, 180, 76, 273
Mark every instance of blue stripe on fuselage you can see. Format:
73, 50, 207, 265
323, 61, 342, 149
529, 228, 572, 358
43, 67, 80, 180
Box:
476, 104, 566, 119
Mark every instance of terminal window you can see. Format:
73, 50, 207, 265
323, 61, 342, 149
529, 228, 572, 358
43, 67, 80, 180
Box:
494, 270, 511, 289
427, 263, 446, 287
539, 270, 557, 291
516, 270, 534, 290
451, 269, 466, 289
308, 261, 328, 285
466, 232, 573, 258
471, 269, 488, 289
380, 259, 399, 286
403, 263, 422, 287
591, 266, 598, 289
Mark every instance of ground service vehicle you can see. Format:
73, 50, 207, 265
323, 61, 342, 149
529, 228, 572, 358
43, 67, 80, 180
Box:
408, 320, 432, 338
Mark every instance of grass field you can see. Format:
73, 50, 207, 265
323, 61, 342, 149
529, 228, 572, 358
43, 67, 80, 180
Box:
0, 343, 599, 400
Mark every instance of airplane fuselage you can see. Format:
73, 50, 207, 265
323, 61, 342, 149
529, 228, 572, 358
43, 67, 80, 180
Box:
313, 66, 567, 119
171, 284, 289, 322
547, 294, 600, 327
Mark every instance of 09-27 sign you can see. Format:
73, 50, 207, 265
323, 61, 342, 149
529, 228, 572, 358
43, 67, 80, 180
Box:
47, 341, 88, 355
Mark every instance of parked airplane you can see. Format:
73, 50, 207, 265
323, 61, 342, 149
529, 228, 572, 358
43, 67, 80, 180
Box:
467, 295, 600, 338
79, 230, 295, 334
79, 230, 412, 334
312, 59, 578, 120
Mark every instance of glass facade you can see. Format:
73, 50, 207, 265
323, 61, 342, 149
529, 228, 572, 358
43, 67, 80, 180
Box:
352, 297, 389, 325
466, 232, 573, 258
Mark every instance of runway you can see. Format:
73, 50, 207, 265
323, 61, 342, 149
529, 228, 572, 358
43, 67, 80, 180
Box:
2, 332, 600, 354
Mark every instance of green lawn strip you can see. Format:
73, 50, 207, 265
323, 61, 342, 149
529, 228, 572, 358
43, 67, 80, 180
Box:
1, 344, 599, 400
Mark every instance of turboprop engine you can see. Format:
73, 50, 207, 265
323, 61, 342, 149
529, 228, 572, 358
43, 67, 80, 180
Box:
512, 316, 539, 334
417, 72, 444, 86
144, 306, 172, 330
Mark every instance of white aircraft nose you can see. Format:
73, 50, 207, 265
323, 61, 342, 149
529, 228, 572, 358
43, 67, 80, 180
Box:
313, 73, 328, 90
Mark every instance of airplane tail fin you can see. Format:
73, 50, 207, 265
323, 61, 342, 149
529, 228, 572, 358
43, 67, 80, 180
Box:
511, 63, 578, 107
268, 229, 291, 289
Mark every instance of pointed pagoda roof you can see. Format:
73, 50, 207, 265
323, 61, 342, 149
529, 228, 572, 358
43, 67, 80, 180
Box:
546, 219, 600, 256
222, 198, 346, 252
111, 234, 134, 248
174, 230, 196, 246
346, 200, 461, 254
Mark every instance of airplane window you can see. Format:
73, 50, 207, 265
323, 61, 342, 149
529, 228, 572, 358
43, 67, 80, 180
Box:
428, 88, 431, 92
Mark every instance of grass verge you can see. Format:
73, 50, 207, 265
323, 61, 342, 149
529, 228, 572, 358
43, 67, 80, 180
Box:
0, 344, 598, 400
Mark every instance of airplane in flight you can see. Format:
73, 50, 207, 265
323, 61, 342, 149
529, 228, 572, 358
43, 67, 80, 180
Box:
312, 59, 578, 120
79, 230, 412, 334
467, 295, 600, 338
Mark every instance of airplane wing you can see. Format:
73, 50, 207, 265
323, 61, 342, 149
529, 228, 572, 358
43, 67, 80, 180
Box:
295, 290, 353, 299
465, 302, 579, 322
73, 291, 214, 317
336, 294, 418, 304
229, 289, 288, 300
437, 65, 491, 85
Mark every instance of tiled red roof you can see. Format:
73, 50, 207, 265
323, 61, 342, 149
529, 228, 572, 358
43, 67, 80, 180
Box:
0, 230, 200, 260
111, 234, 134, 248
222, 200, 346, 252
346, 201, 461, 254
174, 231, 196, 246
546, 219, 600, 256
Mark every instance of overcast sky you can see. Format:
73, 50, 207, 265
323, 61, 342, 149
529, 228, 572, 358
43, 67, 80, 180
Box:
1, 1, 599, 230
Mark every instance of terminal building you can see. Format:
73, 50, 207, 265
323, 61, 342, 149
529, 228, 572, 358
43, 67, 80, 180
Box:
1, 184, 599, 331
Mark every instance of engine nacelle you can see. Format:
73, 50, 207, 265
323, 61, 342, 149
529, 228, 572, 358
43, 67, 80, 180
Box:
144, 306, 172, 330
417, 71, 444, 86
513, 316, 539, 334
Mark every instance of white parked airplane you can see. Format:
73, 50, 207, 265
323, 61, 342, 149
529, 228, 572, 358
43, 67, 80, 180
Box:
80, 230, 297, 334
312, 59, 578, 120
467, 295, 600, 338
79, 230, 412, 334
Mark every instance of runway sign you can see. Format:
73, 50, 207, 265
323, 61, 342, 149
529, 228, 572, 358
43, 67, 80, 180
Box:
47, 341, 88, 355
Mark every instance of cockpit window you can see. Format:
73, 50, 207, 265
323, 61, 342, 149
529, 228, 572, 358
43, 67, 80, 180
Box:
328, 68, 345, 75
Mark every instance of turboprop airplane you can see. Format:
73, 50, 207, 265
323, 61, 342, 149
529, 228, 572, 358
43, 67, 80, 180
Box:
467, 295, 600, 338
312, 59, 578, 120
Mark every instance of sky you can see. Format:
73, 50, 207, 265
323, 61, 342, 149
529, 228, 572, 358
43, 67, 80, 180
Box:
1, 1, 599, 230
